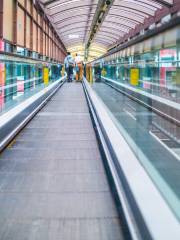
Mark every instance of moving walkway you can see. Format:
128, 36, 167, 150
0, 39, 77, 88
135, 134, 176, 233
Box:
0, 80, 126, 240
0, 77, 180, 240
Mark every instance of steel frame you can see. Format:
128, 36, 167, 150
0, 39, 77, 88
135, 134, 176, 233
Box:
38, 0, 178, 61
1, 0, 67, 63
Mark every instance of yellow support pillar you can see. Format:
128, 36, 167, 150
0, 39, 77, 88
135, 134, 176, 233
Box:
89, 66, 93, 84
130, 68, 139, 86
43, 67, 49, 85
61, 66, 65, 77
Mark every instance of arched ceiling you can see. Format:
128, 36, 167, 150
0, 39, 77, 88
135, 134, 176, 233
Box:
39, 0, 104, 60
93, 0, 173, 49
39, 0, 174, 61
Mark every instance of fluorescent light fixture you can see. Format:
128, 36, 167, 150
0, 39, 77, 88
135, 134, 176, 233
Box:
68, 34, 79, 39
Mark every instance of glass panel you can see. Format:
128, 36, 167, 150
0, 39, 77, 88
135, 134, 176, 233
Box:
164, 28, 177, 48
0, 59, 62, 114
152, 33, 164, 50
90, 25, 180, 219
143, 38, 152, 52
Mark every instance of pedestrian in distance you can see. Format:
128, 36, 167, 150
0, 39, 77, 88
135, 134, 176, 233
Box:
75, 53, 83, 82
64, 52, 75, 82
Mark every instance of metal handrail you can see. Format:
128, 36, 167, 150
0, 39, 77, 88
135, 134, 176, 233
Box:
0, 77, 42, 91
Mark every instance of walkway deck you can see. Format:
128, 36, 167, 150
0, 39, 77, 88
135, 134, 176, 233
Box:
0, 83, 124, 240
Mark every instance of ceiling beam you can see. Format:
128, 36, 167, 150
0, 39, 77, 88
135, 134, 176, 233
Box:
42, 0, 60, 7
85, 0, 115, 60
37, 0, 67, 52
154, 0, 173, 7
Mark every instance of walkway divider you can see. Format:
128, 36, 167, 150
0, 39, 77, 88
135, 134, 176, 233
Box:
82, 78, 180, 240
103, 77, 180, 126
0, 76, 66, 152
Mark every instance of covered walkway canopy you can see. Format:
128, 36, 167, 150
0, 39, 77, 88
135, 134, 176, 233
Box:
39, 0, 174, 61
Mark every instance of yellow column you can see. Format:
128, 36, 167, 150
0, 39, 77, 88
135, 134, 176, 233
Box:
89, 66, 93, 84
61, 66, 65, 77
43, 67, 49, 85
101, 68, 107, 77
130, 68, 139, 86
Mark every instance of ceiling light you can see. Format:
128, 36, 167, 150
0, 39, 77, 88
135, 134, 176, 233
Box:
49, 0, 81, 10
68, 34, 79, 39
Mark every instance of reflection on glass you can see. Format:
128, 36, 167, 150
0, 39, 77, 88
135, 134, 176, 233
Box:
0, 60, 62, 114
91, 25, 180, 220
0, 63, 5, 110
99, 26, 180, 104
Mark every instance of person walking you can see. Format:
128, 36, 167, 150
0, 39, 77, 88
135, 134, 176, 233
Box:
75, 53, 83, 82
64, 52, 75, 82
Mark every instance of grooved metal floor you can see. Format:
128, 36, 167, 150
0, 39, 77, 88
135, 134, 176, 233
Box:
0, 83, 124, 240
